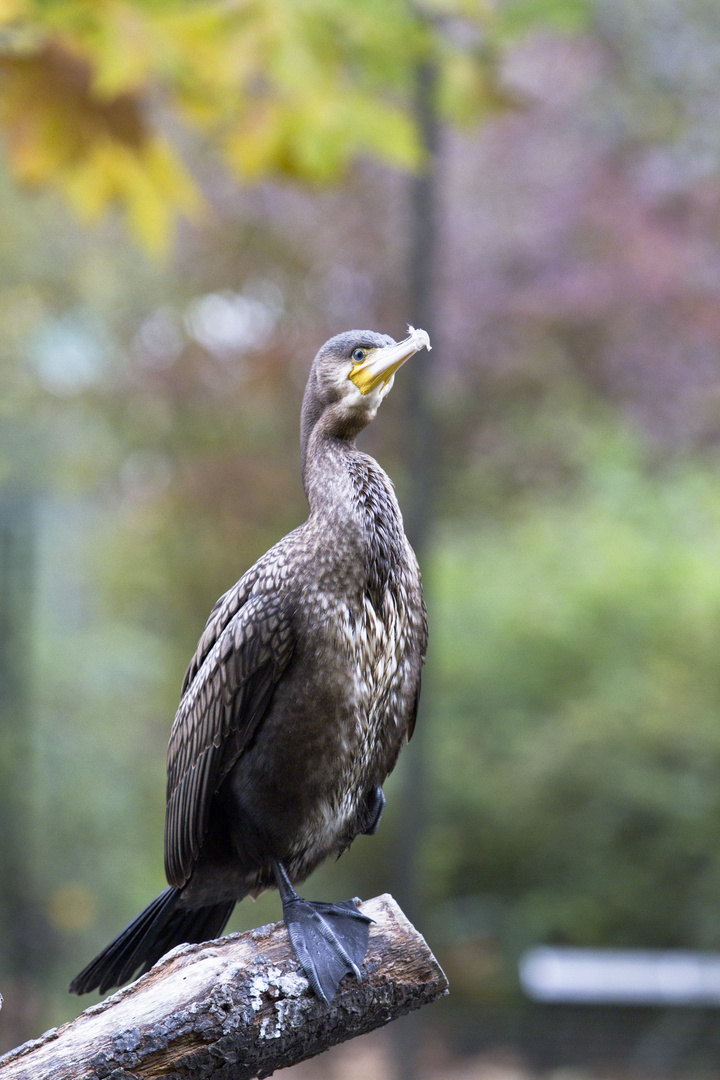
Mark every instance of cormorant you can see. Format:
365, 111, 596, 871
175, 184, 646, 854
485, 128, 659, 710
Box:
70, 326, 430, 1004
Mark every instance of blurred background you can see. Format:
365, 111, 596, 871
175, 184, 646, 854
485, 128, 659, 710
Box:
3, 0, 720, 1076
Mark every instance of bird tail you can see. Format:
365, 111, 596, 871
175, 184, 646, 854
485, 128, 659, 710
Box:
69, 886, 236, 996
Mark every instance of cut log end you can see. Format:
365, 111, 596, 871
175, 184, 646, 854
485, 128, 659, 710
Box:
0, 894, 448, 1080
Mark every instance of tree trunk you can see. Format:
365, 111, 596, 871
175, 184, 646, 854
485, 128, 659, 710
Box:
391, 54, 442, 1080
0, 894, 447, 1080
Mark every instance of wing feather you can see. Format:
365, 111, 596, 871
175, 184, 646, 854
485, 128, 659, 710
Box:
179, 568, 261, 695
165, 575, 295, 888
408, 591, 428, 741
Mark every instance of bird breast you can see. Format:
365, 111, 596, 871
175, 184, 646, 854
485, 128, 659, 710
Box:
335, 588, 407, 754
274, 584, 408, 868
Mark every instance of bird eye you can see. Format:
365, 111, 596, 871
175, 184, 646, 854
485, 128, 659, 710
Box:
352, 348, 365, 363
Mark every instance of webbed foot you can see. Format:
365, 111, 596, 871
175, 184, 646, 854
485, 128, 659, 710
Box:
272, 861, 372, 1003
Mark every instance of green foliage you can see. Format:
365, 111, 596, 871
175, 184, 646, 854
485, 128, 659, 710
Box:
0, 0, 442, 248
428, 429, 720, 980
498, 0, 588, 37
0, 0, 589, 250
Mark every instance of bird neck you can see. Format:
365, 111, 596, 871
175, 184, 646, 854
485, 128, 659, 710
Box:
302, 423, 405, 587
301, 426, 361, 520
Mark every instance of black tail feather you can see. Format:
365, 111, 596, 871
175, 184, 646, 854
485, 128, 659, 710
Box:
142, 898, 234, 973
69, 888, 236, 996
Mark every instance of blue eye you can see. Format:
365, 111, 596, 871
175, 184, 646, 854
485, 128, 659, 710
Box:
352, 348, 365, 363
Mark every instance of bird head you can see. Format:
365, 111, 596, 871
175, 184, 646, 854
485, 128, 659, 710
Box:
300, 325, 431, 485
302, 325, 431, 445
346, 325, 432, 399
301, 326, 432, 460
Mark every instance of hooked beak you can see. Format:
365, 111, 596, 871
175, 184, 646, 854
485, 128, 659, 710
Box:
349, 325, 432, 396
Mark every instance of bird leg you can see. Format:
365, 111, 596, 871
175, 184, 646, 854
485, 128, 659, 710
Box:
271, 859, 373, 1004
361, 785, 386, 835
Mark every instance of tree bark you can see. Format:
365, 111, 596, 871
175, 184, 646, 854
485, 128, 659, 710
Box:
0, 894, 448, 1080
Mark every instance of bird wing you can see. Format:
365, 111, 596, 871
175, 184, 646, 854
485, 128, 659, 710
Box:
405, 554, 429, 743
179, 567, 259, 696
164, 568, 295, 888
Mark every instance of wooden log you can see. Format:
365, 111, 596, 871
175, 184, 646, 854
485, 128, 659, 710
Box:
0, 894, 448, 1080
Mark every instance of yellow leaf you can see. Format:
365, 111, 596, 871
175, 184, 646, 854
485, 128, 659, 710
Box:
0, 0, 28, 24
62, 139, 124, 219
223, 100, 286, 180
146, 138, 202, 216
62, 135, 202, 254
86, 2, 159, 98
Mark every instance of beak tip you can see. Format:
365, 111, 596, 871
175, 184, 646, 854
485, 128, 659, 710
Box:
407, 325, 432, 352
